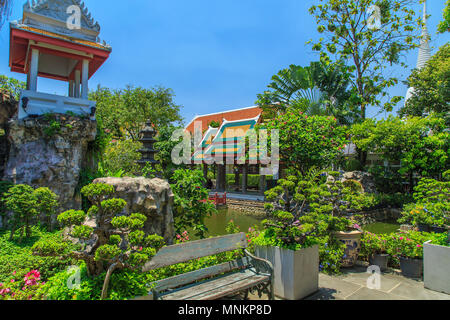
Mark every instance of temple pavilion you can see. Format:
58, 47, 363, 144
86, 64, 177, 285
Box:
8, 0, 112, 119
186, 106, 277, 195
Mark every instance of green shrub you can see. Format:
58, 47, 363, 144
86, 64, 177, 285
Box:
0, 227, 78, 284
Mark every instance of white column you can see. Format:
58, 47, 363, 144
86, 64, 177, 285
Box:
74, 70, 81, 98
68, 80, 74, 97
81, 59, 89, 99
29, 48, 39, 92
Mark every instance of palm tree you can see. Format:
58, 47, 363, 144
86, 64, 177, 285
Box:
257, 62, 358, 124
0, 0, 13, 31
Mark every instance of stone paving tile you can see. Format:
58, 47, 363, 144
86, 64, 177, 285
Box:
345, 287, 410, 300
314, 274, 363, 299
335, 271, 402, 293
390, 282, 450, 300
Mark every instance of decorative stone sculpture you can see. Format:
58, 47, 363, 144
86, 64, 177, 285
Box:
92, 177, 175, 244
341, 171, 377, 194
4, 114, 97, 211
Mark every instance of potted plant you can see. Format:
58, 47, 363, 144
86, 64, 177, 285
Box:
254, 223, 319, 300
360, 232, 389, 271
256, 175, 320, 300
387, 232, 425, 279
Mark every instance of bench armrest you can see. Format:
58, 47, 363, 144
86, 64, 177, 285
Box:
244, 249, 273, 277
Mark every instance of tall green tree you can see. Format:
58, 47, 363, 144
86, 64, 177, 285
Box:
351, 115, 450, 191
0, 74, 26, 101
308, 0, 424, 120
90, 85, 183, 141
263, 113, 349, 175
438, 0, 449, 33
399, 43, 450, 124
256, 62, 358, 124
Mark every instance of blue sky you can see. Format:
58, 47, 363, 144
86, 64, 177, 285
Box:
0, 0, 448, 125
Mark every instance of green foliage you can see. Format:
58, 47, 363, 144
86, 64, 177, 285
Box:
398, 174, 450, 227
3, 185, 58, 240
57, 210, 87, 227
360, 232, 388, 259
438, 0, 450, 33
0, 74, 26, 101
90, 85, 183, 141
94, 245, 121, 262
400, 44, 450, 125
308, 0, 422, 119
102, 138, 142, 176
0, 181, 13, 226
0, 227, 78, 284
263, 113, 348, 174
154, 125, 186, 180
32, 239, 68, 257
386, 231, 447, 260
72, 225, 94, 240
351, 115, 450, 184
256, 62, 357, 124
171, 169, 217, 239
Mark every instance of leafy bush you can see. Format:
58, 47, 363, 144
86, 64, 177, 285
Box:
263, 114, 348, 175
0, 227, 78, 284
171, 169, 217, 239
4, 185, 58, 240
102, 138, 142, 176
386, 231, 448, 263
0, 270, 45, 300
398, 174, 450, 227
0, 181, 13, 228
360, 232, 388, 259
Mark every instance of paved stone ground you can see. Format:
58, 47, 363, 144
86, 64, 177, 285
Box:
248, 266, 450, 300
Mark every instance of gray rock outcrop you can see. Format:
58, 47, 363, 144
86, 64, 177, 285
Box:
4, 114, 97, 211
93, 177, 175, 244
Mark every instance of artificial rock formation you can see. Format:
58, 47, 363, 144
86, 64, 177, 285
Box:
93, 177, 175, 244
341, 171, 377, 194
4, 114, 97, 211
0, 92, 17, 177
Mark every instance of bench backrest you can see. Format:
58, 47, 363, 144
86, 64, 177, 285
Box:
142, 232, 248, 272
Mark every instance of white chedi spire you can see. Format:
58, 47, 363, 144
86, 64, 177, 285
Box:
405, 0, 431, 105
416, 0, 431, 70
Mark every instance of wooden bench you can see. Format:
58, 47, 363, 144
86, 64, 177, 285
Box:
136, 232, 274, 300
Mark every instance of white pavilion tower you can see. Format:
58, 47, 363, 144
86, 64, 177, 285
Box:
404, 0, 431, 104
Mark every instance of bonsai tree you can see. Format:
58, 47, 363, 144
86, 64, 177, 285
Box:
4, 185, 58, 240
0, 181, 13, 229
33, 183, 165, 299
34, 187, 59, 231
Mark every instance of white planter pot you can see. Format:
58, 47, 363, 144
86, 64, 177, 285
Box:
424, 241, 450, 295
255, 245, 319, 300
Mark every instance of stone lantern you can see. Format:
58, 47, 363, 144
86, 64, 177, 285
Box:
137, 120, 159, 169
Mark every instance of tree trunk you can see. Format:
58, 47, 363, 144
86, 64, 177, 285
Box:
101, 262, 122, 300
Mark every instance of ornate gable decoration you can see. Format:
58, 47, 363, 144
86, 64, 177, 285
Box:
20, 0, 102, 42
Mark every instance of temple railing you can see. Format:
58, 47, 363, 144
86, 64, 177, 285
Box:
18, 90, 96, 120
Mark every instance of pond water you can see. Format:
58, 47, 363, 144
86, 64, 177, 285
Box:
203, 208, 264, 237
188, 207, 400, 239
363, 221, 400, 234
